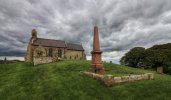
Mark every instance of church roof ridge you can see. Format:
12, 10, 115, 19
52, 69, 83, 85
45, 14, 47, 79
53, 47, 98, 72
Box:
32, 38, 84, 51
66, 43, 84, 51
36, 38, 65, 42
33, 38, 66, 48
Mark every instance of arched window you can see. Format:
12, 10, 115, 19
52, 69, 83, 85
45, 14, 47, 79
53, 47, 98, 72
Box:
37, 51, 43, 57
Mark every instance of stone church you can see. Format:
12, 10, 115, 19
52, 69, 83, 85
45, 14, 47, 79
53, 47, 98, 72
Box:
25, 29, 86, 65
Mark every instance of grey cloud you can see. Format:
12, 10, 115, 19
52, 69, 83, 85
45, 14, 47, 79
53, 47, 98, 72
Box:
1, 0, 171, 63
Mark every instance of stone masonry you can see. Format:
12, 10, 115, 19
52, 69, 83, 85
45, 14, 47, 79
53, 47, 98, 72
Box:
90, 26, 105, 75
25, 29, 86, 65
82, 71, 154, 86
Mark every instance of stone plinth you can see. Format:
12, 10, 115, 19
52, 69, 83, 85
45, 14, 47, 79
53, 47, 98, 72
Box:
33, 57, 52, 65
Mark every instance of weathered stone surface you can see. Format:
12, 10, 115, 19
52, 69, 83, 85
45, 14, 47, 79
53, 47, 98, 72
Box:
129, 75, 136, 81
121, 76, 130, 82
82, 71, 154, 87
157, 67, 163, 74
136, 75, 142, 80
92, 73, 104, 80
114, 77, 122, 83
103, 75, 115, 86
147, 73, 154, 80
65, 50, 85, 60
134, 75, 139, 80
33, 46, 46, 57
33, 57, 52, 65
142, 74, 149, 80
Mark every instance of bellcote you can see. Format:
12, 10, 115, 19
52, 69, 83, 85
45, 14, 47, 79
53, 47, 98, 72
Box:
31, 29, 37, 38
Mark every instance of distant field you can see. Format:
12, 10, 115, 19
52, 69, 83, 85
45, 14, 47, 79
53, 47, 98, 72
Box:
0, 56, 24, 61
0, 60, 171, 100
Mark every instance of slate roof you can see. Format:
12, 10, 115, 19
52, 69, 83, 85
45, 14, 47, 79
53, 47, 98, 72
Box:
66, 43, 84, 51
32, 38, 66, 48
32, 38, 84, 51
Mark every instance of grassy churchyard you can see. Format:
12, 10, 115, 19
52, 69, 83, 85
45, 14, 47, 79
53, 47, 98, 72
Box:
0, 60, 171, 100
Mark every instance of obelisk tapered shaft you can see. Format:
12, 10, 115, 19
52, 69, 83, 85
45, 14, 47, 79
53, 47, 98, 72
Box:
90, 26, 105, 75
93, 26, 100, 51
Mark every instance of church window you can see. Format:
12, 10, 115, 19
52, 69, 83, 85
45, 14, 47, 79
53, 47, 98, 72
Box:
37, 51, 43, 57
48, 48, 53, 57
58, 49, 62, 58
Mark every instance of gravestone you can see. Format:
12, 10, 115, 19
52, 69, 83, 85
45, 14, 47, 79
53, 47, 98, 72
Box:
157, 67, 163, 74
110, 61, 112, 63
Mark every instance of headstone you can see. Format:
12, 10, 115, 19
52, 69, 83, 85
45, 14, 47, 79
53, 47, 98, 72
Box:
157, 67, 163, 74
4, 57, 7, 63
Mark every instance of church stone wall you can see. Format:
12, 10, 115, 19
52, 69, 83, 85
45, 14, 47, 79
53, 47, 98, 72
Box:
32, 46, 66, 65
33, 57, 52, 65
33, 46, 65, 57
26, 44, 85, 65
65, 50, 84, 59
25, 29, 86, 65
25, 38, 35, 62
33, 46, 47, 57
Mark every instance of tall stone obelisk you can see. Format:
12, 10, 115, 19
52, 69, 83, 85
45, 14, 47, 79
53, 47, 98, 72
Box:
90, 26, 105, 75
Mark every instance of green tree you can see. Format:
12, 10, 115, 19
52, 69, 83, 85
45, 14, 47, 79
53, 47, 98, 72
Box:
120, 47, 145, 67
144, 49, 168, 68
120, 43, 171, 74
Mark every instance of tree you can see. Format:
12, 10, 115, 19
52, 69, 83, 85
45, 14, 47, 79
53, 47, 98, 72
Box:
143, 49, 168, 68
120, 47, 145, 67
120, 43, 171, 75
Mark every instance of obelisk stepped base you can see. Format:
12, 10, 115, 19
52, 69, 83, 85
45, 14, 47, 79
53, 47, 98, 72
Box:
90, 64, 105, 75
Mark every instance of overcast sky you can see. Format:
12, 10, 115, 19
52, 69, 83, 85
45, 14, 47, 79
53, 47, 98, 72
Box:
1, 0, 171, 63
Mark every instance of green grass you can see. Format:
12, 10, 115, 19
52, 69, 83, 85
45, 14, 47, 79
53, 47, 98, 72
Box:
0, 60, 171, 100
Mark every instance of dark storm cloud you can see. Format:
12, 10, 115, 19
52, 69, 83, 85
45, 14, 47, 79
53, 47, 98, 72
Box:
1, 0, 171, 63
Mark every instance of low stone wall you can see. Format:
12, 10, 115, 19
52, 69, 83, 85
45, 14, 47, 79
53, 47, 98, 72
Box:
82, 71, 105, 80
33, 57, 52, 65
82, 71, 154, 86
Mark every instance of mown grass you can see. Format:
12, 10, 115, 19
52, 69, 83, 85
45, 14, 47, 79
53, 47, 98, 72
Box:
0, 60, 171, 100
